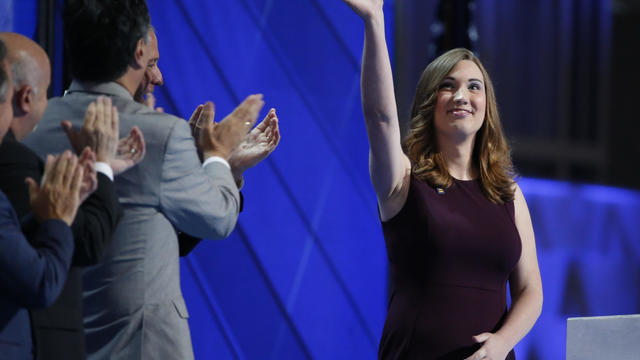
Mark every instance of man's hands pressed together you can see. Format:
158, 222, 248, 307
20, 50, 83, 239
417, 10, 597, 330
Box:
189, 94, 265, 162
26, 151, 84, 226
228, 107, 280, 183
62, 96, 146, 176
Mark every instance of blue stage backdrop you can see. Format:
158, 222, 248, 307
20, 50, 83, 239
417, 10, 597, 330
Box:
513, 179, 640, 360
7, 1, 640, 359
149, 1, 394, 359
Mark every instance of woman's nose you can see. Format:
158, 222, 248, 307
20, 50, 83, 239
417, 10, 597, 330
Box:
453, 88, 468, 104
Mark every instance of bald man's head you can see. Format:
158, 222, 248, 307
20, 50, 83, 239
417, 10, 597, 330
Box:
0, 32, 51, 140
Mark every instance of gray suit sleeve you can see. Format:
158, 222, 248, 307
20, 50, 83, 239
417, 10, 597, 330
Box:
159, 120, 240, 239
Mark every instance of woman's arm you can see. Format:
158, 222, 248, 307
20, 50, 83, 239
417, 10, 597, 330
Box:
343, 0, 411, 221
465, 184, 543, 360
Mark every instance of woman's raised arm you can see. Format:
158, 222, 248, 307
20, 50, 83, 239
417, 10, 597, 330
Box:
342, 0, 411, 220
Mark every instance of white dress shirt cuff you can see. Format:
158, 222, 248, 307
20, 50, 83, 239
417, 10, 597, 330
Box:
202, 156, 230, 170
95, 162, 114, 181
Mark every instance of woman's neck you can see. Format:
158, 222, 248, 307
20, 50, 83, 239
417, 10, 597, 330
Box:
438, 133, 477, 180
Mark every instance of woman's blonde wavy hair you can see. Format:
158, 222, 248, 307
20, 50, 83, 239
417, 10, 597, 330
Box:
403, 48, 516, 203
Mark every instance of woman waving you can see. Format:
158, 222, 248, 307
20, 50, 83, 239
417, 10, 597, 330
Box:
341, 1, 543, 359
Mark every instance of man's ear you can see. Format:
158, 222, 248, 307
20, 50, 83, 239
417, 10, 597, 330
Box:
133, 38, 146, 69
13, 85, 33, 115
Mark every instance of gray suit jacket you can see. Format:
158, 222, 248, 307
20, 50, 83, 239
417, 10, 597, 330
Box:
24, 81, 241, 359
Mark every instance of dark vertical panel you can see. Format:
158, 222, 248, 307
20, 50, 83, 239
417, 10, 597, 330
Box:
394, 0, 439, 137
609, 2, 640, 189
33, 0, 65, 97
35, 0, 53, 95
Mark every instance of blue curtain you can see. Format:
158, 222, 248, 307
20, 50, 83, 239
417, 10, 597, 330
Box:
516, 179, 640, 360
475, 0, 611, 143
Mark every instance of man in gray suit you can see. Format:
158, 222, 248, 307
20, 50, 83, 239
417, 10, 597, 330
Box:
24, 0, 265, 358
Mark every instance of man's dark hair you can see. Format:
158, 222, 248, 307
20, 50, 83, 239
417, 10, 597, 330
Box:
64, 0, 151, 83
0, 38, 9, 103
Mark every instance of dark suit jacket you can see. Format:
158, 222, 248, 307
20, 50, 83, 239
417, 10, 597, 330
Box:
0, 131, 122, 360
0, 190, 74, 359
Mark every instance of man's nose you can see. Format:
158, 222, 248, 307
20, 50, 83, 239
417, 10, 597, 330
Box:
153, 68, 163, 86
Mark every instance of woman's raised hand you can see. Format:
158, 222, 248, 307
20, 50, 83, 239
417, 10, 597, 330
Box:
341, 0, 383, 21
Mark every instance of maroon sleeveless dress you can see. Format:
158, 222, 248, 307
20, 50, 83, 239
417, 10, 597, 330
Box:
379, 176, 521, 359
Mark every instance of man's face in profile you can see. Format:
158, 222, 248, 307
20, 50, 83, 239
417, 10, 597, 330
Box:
134, 29, 163, 103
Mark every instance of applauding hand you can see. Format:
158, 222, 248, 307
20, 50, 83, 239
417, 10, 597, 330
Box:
228, 108, 280, 183
62, 96, 118, 163
62, 96, 146, 175
192, 95, 265, 161
112, 126, 145, 175
26, 151, 84, 226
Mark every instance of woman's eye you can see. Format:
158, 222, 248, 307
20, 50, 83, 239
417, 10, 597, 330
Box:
439, 82, 453, 90
469, 83, 482, 91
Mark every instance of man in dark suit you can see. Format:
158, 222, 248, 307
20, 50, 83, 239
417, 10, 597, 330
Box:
0, 37, 81, 360
0, 32, 145, 359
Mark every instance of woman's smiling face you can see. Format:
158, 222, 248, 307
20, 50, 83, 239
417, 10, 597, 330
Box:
434, 59, 487, 142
